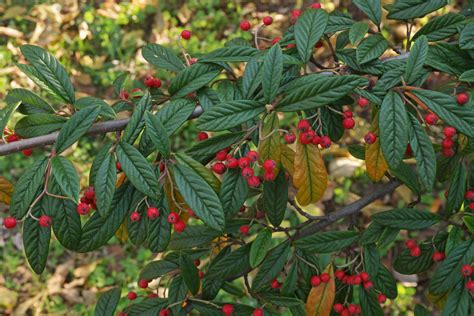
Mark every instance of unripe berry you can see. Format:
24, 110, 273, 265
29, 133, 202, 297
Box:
357, 97, 369, 107
130, 211, 141, 222
238, 157, 250, 169
127, 291, 137, 300
456, 92, 469, 105
363, 281, 374, 289
222, 304, 234, 316
77, 203, 91, 216
284, 133, 296, 144
197, 132, 208, 141
405, 239, 417, 249
147, 207, 159, 220
227, 157, 239, 169
3, 217, 17, 229
465, 190, 474, 200
84, 186, 95, 200
320, 273, 330, 283
466, 280, 474, 292
342, 117, 355, 129
432, 251, 445, 262
181, 30, 191, 40
246, 150, 258, 162
242, 166, 254, 179
441, 138, 454, 149
335, 270, 345, 280
320, 136, 332, 148
378, 293, 387, 304
263, 170, 275, 181
272, 37, 281, 45
443, 126, 456, 138
138, 279, 149, 289
300, 130, 315, 144
159, 309, 171, 316
262, 16, 273, 26
461, 264, 473, 276
240, 225, 250, 235
425, 113, 438, 125
297, 119, 311, 131
359, 272, 370, 282
310, 275, 321, 286
39, 215, 52, 227
270, 278, 281, 289
167, 212, 179, 224
253, 308, 263, 316
410, 246, 421, 257
247, 176, 261, 188
144, 76, 155, 88
240, 20, 251, 31
364, 132, 377, 144
174, 220, 186, 233
333, 303, 344, 313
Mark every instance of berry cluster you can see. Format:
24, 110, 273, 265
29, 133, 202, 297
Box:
333, 303, 361, 315
310, 272, 330, 286
77, 186, 96, 216
166, 211, 187, 233
2, 128, 32, 156
461, 264, 474, 292
335, 270, 373, 289
143, 76, 162, 88
441, 126, 457, 157
405, 239, 421, 257
3, 213, 51, 229
465, 189, 474, 210
296, 119, 332, 148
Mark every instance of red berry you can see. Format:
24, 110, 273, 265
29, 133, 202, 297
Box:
441, 138, 454, 149
167, 212, 179, 224
239, 225, 250, 235
443, 126, 456, 138
297, 119, 311, 131
363, 281, 374, 289
152, 78, 162, 88
212, 162, 227, 174
432, 251, 445, 262
138, 279, 149, 289
315, 40, 323, 48
242, 167, 254, 179
239, 205, 247, 213
335, 270, 345, 280
39, 215, 52, 227
22, 149, 33, 157
352, 275, 362, 285
159, 162, 166, 173
405, 144, 413, 158
341, 309, 350, 316
227, 157, 239, 169
255, 210, 265, 219
425, 113, 438, 125
84, 187, 95, 200
405, 239, 417, 249
216, 150, 228, 161
284, 133, 296, 144
320, 273, 330, 283
3, 217, 17, 229
333, 303, 344, 313
194, 259, 201, 266
77, 203, 91, 216
378, 293, 387, 304
310, 275, 321, 286
7, 133, 19, 143
247, 176, 261, 188
253, 308, 263, 316
263, 170, 275, 181
263, 159, 276, 171
300, 130, 315, 144
144, 76, 155, 88
343, 110, 353, 118
119, 90, 129, 100
364, 132, 377, 144
174, 220, 186, 233
348, 304, 357, 314
127, 291, 137, 300
342, 117, 355, 129
410, 246, 421, 257
466, 280, 474, 292
240, 20, 251, 31
271, 278, 281, 289
470, 201, 474, 210
130, 211, 141, 222
238, 157, 250, 169
197, 132, 208, 141
222, 304, 234, 316
456, 92, 469, 105
312, 135, 322, 145
291, 10, 301, 19
116, 161, 122, 171
442, 148, 455, 157
181, 30, 191, 40
286, 43, 296, 49
461, 264, 473, 276
147, 207, 159, 220
465, 190, 474, 200
246, 150, 258, 162
357, 97, 369, 107
198, 270, 204, 279
159, 309, 171, 316
320, 136, 332, 148
359, 272, 370, 282
272, 37, 281, 45
262, 16, 273, 26
311, 3, 322, 9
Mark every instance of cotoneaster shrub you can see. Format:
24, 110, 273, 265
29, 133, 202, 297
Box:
1, 1, 473, 315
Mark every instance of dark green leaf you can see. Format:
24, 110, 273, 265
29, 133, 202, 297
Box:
459, 69, 474, 83
364, 244, 380, 277
263, 170, 288, 227
219, 168, 248, 216
23, 206, 51, 274
414, 305, 430, 316
446, 164, 467, 215
6, 88, 54, 115
122, 92, 152, 144
394, 243, 436, 274
412, 13, 465, 42
261, 295, 304, 307
197, 87, 221, 111
0, 102, 19, 136
252, 241, 291, 291
459, 22, 474, 49
336, 49, 384, 75
15, 114, 66, 138
426, 43, 472, 76
51, 156, 80, 201
95, 153, 117, 216
356, 35, 388, 64
140, 260, 178, 280
349, 22, 369, 45
263, 44, 283, 103
442, 280, 470, 316
282, 262, 298, 296
373, 265, 398, 299
372, 208, 440, 229
206, 244, 252, 279
89, 142, 114, 186
75, 97, 116, 120
359, 287, 384, 316
405, 36, 428, 84
353, 0, 382, 26
295, 8, 329, 63
186, 131, 246, 164
179, 253, 200, 295
113, 72, 129, 96
127, 298, 168, 316
142, 43, 185, 72
294, 231, 359, 253
243, 57, 262, 99
146, 202, 171, 252
168, 225, 221, 250
144, 111, 170, 157
387, 0, 447, 20
326, 11, 354, 33
169, 63, 221, 99
94, 287, 121, 316
200, 46, 259, 62
390, 162, 422, 194
249, 228, 272, 268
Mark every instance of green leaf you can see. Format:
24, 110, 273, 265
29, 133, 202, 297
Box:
139, 259, 178, 280
356, 35, 388, 64
200, 46, 259, 63
243, 57, 263, 99
51, 156, 80, 201
353, 0, 382, 26
349, 22, 369, 45
336, 49, 384, 75
95, 153, 117, 216
144, 111, 170, 157
387, 0, 447, 20
78, 183, 134, 252
116, 142, 159, 198
429, 240, 474, 295
219, 168, 248, 216
294, 231, 359, 253
75, 97, 116, 120
20, 45, 75, 104
295, 8, 329, 63
412, 13, 465, 42
320, 105, 344, 142
359, 287, 384, 316
10, 158, 48, 219
379, 91, 409, 169
15, 114, 66, 138
122, 92, 152, 144
113, 72, 129, 96
364, 244, 380, 277
261, 295, 304, 307
206, 244, 252, 279
168, 276, 188, 313
186, 131, 246, 164
127, 298, 168, 316
263, 44, 283, 104
23, 207, 51, 274
169, 63, 221, 99
179, 253, 200, 295
89, 142, 114, 186
55, 105, 101, 153
0, 102, 20, 137
278, 75, 367, 112
94, 287, 121, 316
459, 22, 474, 49
459, 69, 474, 83
196, 100, 264, 131
326, 11, 354, 33
372, 208, 440, 230
142, 43, 185, 72
175, 153, 221, 193
414, 305, 430, 316
405, 36, 428, 84
426, 43, 472, 76
252, 241, 290, 291
442, 280, 470, 316
446, 164, 467, 215
373, 265, 398, 299
168, 225, 221, 250
146, 201, 171, 252
394, 243, 436, 274
263, 170, 288, 227
407, 112, 436, 190
6, 88, 54, 115
249, 229, 272, 268
282, 262, 298, 296
390, 162, 422, 194
197, 87, 222, 111
172, 164, 225, 231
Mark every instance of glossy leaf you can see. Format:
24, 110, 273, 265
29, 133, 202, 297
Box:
387, 0, 447, 20
179, 253, 200, 295
294, 231, 359, 253
372, 208, 441, 230
95, 153, 117, 216
94, 287, 121, 316
206, 244, 252, 279
263, 44, 283, 103
23, 207, 51, 274
169, 63, 221, 99
144, 111, 170, 157
349, 22, 369, 45
264, 169, 288, 227
295, 8, 329, 63
252, 241, 290, 291
412, 13, 465, 42
442, 280, 470, 316
249, 229, 272, 268
219, 168, 248, 216
6, 88, 54, 115
122, 92, 152, 144
405, 36, 428, 84
353, 0, 382, 26
15, 114, 66, 138
51, 156, 80, 201
142, 43, 185, 72
175, 153, 221, 193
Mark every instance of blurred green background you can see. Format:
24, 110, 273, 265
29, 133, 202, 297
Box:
0, 1, 467, 315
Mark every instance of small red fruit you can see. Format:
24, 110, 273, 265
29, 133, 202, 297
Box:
333, 303, 344, 313
127, 291, 137, 300
194, 259, 201, 266
238, 157, 250, 169
378, 293, 387, 304
138, 279, 149, 289
286, 43, 296, 49
39, 215, 52, 227
352, 275, 362, 285
461, 264, 473, 276
348, 304, 358, 314
159, 162, 166, 173
3, 217, 17, 229
357, 97, 369, 107
159, 309, 171, 316
77, 203, 91, 216
342, 117, 355, 129
310, 275, 321, 287
466, 280, 474, 292
246, 150, 258, 162
443, 126, 456, 138
152, 78, 162, 88
272, 37, 281, 45
242, 167, 254, 179
470, 201, 474, 209
227, 157, 239, 169
216, 150, 228, 161
343, 110, 353, 118
320, 273, 330, 283
239, 225, 250, 235
359, 272, 370, 282
320, 136, 332, 148
364, 132, 377, 144
130, 211, 141, 222
271, 278, 281, 289
197, 132, 208, 141
341, 309, 350, 316
198, 270, 204, 279
465, 190, 474, 200
410, 246, 421, 257
119, 90, 129, 100
284, 133, 296, 144
222, 304, 234, 316
442, 148, 455, 157
263, 159, 276, 171
442, 138, 454, 149
6, 133, 19, 143
456, 92, 469, 105
212, 162, 227, 174
405, 239, 417, 249
425, 113, 438, 125
240, 20, 251, 31
363, 281, 374, 289
311, 3, 322, 9
263, 171, 275, 181
312, 135, 322, 145
297, 119, 311, 131
174, 220, 186, 233
147, 207, 159, 220
116, 161, 122, 171
335, 270, 345, 280
247, 176, 261, 188
22, 149, 33, 157
262, 16, 273, 26
432, 251, 445, 262
84, 187, 95, 200
253, 308, 263, 316
167, 212, 179, 224
144, 76, 155, 88
300, 130, 315, 144
181, 30, 191, 40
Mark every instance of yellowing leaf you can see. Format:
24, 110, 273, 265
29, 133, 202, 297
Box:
115, 172, 127, 188
306, 265, 335, 316
258, 113, 281, 169
0, 177, 13, 205
163, 172, 189, 212
365, 111, 388, 181
115, 222, 128, 242
294, 141, 327, 206
280, 144, 295, 176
